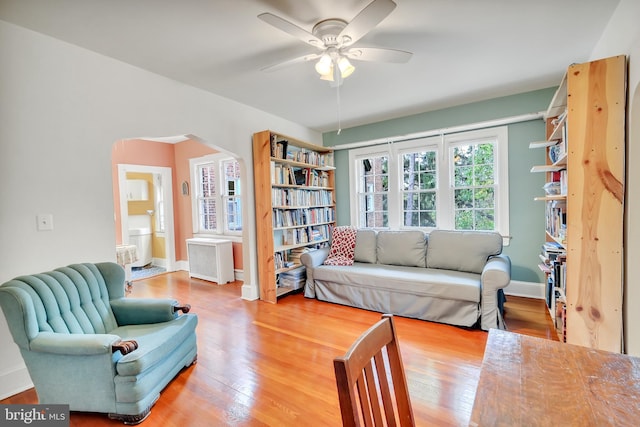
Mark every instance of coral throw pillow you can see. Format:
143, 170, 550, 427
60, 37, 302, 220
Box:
324, 226, 357, 266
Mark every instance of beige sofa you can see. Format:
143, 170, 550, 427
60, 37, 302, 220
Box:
301, 229, 510, 330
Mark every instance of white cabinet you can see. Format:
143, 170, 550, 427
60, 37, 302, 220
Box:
186, 238, 234, 284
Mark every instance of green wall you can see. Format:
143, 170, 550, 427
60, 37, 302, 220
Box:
323, 88, 557, 283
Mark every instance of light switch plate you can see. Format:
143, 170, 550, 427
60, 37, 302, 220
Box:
37, 214, 54, 231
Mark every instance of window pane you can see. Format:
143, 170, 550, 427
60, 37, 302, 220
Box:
475, 209, 494, 230
222, 160, 242, 232
419, 211, 436, 227
419, 192, 436, 210
200, 199, 217, 230
475, 188, 494, 208
402, 150, 437, 229
357, 155, 388, 228
452, 141, 496, 231
201, 166, 216, 197
455, 188, 473, 208
455, 209, 473, 230
475, 164, 494, 186
454, 166, 473, 186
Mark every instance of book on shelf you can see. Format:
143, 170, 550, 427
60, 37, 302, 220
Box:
270, 136, 289, 160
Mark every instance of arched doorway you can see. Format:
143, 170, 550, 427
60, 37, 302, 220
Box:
111, 135, 245, 283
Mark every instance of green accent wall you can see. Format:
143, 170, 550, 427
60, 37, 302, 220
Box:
323, 88, 557, 283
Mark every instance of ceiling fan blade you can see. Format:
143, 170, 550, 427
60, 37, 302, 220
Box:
258, 13, 323, 47
339, 0, 397, 46
344, 47, 412, 63
261, 53, 322, 72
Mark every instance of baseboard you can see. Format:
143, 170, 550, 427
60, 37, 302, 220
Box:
152, 257, 167, 268
233, 269, 244, 282
175, 260, 189, 272
0, 365, 33, 400
504, 280, 544, 299
241, 283, 259, 301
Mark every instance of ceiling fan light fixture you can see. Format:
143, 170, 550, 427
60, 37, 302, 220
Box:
337, 56, 355, 78
320, 70, 334, 82
315, 54, 333, 76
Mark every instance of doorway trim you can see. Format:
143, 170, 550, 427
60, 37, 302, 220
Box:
118, 164, 176, 272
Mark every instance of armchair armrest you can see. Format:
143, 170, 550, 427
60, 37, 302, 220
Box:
110, 298, 181, 325
30, 332, 122, 356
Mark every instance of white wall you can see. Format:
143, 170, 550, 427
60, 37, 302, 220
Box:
0, 19, 321, 398
589, 0, 640, 355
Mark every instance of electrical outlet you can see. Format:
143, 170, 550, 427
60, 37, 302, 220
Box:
37, 214, 54, 231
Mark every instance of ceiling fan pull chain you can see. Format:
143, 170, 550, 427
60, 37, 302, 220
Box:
336, 81, 342, 135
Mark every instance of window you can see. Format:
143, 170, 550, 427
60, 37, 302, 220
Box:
355, 154, 389, 227
222, 159, 242, 232
191, 154, 242, 235
402, 149, 437, 227
349, 127, 509, 242
452, 141, 495, 230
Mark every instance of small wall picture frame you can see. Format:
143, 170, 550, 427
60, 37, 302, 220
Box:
182, 181, 189, 196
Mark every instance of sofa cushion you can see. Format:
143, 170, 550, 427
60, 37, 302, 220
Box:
377, 231, 426, 267
313, 263, 481, 303
426, 230, 502, 274
353, 229, 377, 264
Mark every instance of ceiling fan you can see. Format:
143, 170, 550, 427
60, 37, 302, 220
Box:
259, 0, 412, 86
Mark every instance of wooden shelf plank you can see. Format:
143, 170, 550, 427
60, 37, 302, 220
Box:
530, 164, 565, 173
529, 140, 557, 149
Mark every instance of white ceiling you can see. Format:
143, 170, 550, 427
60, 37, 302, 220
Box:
0, 0, 621, 133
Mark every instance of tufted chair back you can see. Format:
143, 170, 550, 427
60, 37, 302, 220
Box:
1, 263, 123, 348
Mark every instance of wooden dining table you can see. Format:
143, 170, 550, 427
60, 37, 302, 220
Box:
469, 328, 640, 426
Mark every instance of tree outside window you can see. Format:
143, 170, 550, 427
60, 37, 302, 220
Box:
452, 142, 495, 230
402, 150, 437, 227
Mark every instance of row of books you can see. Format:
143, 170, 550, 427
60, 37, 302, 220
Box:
280, 224, 331, 246
545, 200, 566, 244
271, 163, 330, 187
540, 240, 567, 342
270, 136, 334, 167
272, 188, 333, 207
273, 207, 335, 228
274, 247, 316, 270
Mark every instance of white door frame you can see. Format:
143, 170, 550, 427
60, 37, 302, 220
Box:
118, 164, 176, 272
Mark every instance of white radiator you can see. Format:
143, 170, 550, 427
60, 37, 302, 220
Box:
186, 238, 234, 284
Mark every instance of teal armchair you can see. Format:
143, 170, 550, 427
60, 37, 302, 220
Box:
0, 262, 198, 424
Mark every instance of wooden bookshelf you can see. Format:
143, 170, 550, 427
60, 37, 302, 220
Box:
253, 130, 336, 303
530, 55, 626, 352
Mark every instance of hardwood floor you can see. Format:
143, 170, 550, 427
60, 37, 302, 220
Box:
1, 271, 555, 426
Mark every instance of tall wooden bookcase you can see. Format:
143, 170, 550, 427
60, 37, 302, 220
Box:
530, 55, 626, 352
253, 130, 336, 303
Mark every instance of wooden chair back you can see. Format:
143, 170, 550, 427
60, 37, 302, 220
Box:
333, 314, 415, 427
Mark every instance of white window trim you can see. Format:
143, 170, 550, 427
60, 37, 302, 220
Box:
189, 153, 242, 237
348, 126, 510, 244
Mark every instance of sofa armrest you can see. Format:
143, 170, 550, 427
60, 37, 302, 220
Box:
481, 255, 511, 291
480, 254, 511, 331
30, 332, 121, 356
300, 247, 330, 268
300, 247, 330, 298
110, 298, 179, 325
